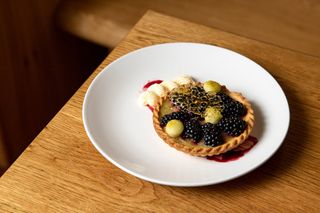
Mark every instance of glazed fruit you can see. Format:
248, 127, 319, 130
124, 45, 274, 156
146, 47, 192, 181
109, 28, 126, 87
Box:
171, 111, 190, 122
204, 107, 222, 124
216, 92, 233, 104
151, 77, 254, 157
182, 120, 203, 142
160, 114, 173, 127
203, 80, 221, 94
165, 120, 184, 138
202, 123, 215, 134
204, 127, 223, 147
163, 83, 249, 142
222, 100, 247, 117
160, 111, 190, 127
202, 123, 223, 147
217, 117, 247, 136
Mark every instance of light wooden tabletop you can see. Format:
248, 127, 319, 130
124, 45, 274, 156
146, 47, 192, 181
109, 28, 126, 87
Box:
1, 11, 319, 212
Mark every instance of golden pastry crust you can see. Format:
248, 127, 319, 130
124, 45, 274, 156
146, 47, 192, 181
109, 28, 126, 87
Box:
152, 85, 254, 157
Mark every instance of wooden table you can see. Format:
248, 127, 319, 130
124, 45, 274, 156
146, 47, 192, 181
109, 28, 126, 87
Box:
1, 11, 319, 212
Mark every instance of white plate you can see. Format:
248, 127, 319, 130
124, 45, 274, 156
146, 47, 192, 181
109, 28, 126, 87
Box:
83, 43, 290, 187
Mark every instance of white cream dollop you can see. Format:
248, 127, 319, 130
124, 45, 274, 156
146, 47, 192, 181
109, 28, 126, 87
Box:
173, 75, 194, 85
138, 75, 194, 108
138, 91, 159, 107
147, 84, 167, 97
160, 80, 178, 91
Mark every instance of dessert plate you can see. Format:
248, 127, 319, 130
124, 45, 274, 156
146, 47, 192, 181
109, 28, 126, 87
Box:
83, 43, 290, 186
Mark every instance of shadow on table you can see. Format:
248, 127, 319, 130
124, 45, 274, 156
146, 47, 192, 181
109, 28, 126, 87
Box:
181, 81, 307, 192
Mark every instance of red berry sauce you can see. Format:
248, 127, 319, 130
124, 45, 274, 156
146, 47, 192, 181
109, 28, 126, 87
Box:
142, 80, 163, 91
207, 136, 258, 162
147, 105, 154, 111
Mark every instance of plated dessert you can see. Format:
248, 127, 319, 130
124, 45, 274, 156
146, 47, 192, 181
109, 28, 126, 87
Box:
139, 75, 255, 157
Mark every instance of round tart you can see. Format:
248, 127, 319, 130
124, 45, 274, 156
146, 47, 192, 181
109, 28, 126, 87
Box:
152, 82, 254, 157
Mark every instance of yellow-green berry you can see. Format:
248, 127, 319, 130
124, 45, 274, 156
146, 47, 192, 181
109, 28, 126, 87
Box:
203, 80, 221, 94
205, 107, 223, 124
165, 119, 184, 138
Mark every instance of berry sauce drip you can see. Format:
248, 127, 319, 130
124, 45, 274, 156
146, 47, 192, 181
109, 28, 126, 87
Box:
206, 136, 258, 162
142, 80, 163, 111
142, 80, 163, 91
147, 105, 154, 111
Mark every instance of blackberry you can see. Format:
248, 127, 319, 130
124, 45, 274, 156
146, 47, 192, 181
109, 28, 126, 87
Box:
202, 124, 223, 147
202, 123, 214, 134
217, 117, 247, 136
189, 112, 203, 121
160, 111, 190, 127
204, 128, 223, 147
160, 114, 173, 127
216, 92, 233, 104
171, 111, 190, 122
222, 101, 247, 117
182, 120, 203, 142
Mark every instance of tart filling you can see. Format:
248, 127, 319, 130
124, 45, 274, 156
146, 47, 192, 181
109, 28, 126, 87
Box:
152, 80, 254, 157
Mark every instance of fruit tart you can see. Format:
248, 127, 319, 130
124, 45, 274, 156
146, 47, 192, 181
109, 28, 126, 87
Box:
152, 79, 254, 157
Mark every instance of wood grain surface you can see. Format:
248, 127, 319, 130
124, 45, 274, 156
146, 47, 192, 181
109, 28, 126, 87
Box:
1, 11, 320, 212
57, 0, 320, 57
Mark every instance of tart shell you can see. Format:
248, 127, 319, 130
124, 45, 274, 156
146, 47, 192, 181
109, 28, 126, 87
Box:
152, 86, 255, 157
